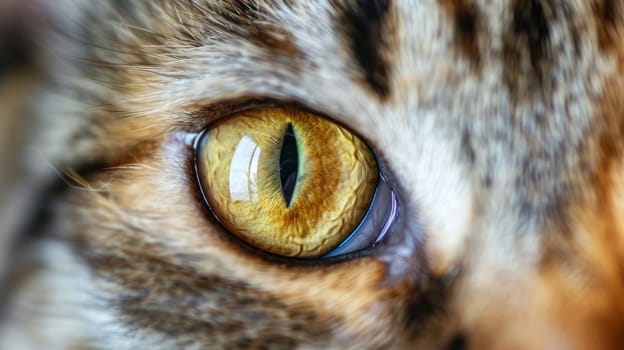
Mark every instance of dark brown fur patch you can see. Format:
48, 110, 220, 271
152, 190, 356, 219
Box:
439, 0, 481, 66
211, 0, 301, 58
593, 0, 623, 51
503, 0, 553, 94
88, 254, 332, 347
340, 0, 393, 99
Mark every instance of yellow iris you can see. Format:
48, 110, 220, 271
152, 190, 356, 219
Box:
197, 107, 378, 258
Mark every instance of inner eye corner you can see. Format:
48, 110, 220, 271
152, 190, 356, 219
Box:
192, 105, 396, 260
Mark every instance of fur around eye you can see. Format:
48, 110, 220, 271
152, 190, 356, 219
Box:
194, 107, 397, 258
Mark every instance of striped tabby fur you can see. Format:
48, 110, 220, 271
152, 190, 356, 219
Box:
2, 0, 624, 348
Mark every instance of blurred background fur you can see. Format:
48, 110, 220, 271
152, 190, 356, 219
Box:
0, 0, 43, 296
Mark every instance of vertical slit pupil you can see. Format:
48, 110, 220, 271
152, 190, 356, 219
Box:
279, 123, 299, 207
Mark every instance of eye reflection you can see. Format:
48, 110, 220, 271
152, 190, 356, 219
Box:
228, 135, 261, 201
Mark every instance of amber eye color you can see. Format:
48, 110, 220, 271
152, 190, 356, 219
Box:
195, 107, 393, 258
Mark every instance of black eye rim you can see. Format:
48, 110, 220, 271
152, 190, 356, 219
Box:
190, 102, 400, 265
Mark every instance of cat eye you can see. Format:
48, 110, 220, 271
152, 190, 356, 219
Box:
194, 107, 398, 258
